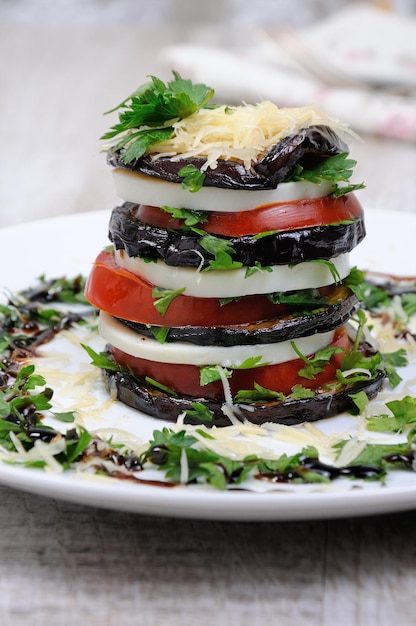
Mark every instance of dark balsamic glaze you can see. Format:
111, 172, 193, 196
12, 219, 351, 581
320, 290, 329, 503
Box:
257, 456, 384, 484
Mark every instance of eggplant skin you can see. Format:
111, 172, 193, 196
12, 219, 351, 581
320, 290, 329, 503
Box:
107, 125, 348, 190
102, 366, 385, 427
109, 202, 365, 268
118, 285, 359, 346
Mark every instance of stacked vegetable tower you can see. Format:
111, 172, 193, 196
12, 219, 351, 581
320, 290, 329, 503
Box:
85, 72, 385, 427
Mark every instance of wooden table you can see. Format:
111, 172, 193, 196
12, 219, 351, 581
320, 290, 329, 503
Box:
1, 20, 416, 626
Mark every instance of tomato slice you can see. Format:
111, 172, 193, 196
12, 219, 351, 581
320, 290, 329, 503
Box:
110, 327, 349, 401
85, 251, 289, 326
136, 193, 363, 237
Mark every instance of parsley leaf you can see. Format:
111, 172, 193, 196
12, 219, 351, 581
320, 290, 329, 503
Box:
82, 344, 122, 372
288, 152, 365, 195
268, 288, 327, 307
198, 234, 242, 271
152, 286, 186, 316
290, 385, 315, 400
245, 262, 273, 278
200, 357, 269, 388
403, 293, 416, 318
144, 377, 177, 396
367, 396, 416, 433
349, 390, 370, 415
234, 356, 270, 369
51, 411, 76, 424
291, 342, 343, 380
311, 259, 341, 284
184, 402, 214, 423
178, 165, 206, 192
101, 72, 214, 164
199, 365, 231, 386
160, 205, 209, 227
330, 182, 366, 197
383, 349, 408, 388
120, 128, 173, 164
65, 427, 93, 465
234, 383, 285, 404
149, 326, 170, 344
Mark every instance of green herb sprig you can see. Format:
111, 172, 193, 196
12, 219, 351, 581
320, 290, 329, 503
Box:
101, 72, 214, 165
288, 152, 365, 196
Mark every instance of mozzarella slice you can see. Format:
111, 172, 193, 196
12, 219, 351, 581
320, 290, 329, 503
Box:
112, 168, 334, 213
99, 311, 335, 367
114, 249, 350, 297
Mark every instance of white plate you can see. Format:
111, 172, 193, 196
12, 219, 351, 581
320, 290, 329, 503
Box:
0, 207, 416, 521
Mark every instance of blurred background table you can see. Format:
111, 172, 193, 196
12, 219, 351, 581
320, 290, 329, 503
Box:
1, 1, 416, 625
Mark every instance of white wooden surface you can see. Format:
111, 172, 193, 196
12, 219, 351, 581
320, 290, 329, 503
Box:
1, 12, 416, 626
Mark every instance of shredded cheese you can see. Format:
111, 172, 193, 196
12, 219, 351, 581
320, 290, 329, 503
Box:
180, 447, 189, 484
148, 101, 351, 169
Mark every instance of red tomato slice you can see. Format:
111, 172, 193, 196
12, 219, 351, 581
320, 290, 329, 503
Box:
136, 193, 363, 237
84, 251, 289, 326
110, 327, 349, 401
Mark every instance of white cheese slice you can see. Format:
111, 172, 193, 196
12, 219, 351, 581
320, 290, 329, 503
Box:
114, 249, 350, 297
99, 311, 335, 367
112, 168, 334, 213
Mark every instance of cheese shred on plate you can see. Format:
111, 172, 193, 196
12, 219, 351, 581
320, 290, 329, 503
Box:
149, 101, 352, 170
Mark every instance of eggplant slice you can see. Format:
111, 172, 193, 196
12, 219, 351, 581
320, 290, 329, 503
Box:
109, 202, 365, 268
118, 284, 359, 346
102, 359, 385, 427
108, 125, 347, 190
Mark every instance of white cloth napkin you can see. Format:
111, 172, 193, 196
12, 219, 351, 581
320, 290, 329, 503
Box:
160, 3, 416, 142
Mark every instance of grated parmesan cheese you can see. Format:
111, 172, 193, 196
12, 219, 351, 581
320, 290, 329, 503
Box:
180, 447, 189, 484
147, 101, 353, 170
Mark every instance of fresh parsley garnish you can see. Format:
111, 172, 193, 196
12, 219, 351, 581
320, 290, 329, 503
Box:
382, 349, 408, 388
311, 259, 342, 284
113, 128, 173, 165
199, 365, 231, 386
366, 396, 416, 433
245, 262, 273, 278
290, 342, 343, 380
160, 205, 209, 227
290, 385, 315, 400
219, 296, 241, 306
267, 288, 328, 307
253, 230, 279, 240
184, 402, 215, 424
151, 286, 186, 316
150, 326, 170, 344
199, 357, 269, 388
82, 344, 122, 372
178, 164, 206, 192
199, 234, 242, 271
101, 72, 214, 164
288, 152, 365, 195
348, 390, 370, 415
234, 383, 285, 404
144, 377, 177, 396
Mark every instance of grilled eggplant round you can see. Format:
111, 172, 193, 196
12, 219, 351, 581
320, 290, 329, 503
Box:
117, 283, 359, 346
109, 202, 365, 268
102, 353, 385, 427
107, 126, 348, 190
